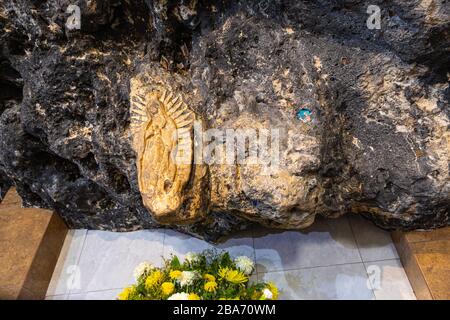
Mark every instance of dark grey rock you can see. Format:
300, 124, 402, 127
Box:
0, 169, 11, 201
0, 0, 448, 241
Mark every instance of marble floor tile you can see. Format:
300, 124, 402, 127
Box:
364, 259, 416, 300
45, 294, 67, 300
349, 215, 398, 262
46, 223, 416, 300
71, 229, 165, 294
253, 217, 361, 272
259, 263, 375, 300
67, 288, 122, 300
216, 230, 256, 261
163, 229, 214, 260
46, 229, 87, 296
163, 229, 255, 262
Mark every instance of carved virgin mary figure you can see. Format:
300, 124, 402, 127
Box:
129, 69, 207, 224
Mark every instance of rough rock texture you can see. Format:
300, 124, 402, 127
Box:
0, 0, 448, 241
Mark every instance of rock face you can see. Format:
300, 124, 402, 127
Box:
0, 0, 448, 241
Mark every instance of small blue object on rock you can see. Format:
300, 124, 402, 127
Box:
296, 108, 312, 123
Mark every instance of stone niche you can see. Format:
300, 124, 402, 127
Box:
0, 0, 448, 241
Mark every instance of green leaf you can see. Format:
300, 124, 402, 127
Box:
170, 255, 181, 269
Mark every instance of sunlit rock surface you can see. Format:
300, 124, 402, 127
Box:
0, 0, 448, 241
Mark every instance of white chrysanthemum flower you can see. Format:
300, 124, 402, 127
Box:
262, 288, 273, 300
184, 252, 199, 264
234, 256, 254, 275
179, 271, 199, 287
133, 261, 153, 281
168, 292, 189, 300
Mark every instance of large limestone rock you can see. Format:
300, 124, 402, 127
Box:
0, 0, 448, 241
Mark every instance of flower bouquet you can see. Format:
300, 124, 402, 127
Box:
118, 250, 278, 300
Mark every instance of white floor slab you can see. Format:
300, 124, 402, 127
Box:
45, 294, 67, 300
259, 263, 375, 300
349, 215, 399, 262
163, 229, 255, 262
253, 217, 361, 272
163, 229, 214, 260
46, 229, 87, 296
67, 288, 122, 300
70, 229, 165, 294
364, 259, 416, 300
46, 289, 122, 300
45, 216, 416, 300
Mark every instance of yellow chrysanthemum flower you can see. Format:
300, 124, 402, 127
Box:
118, 286, 134, 300
218, 267, 229, 279
188, 293, 200, 300
169, 270, 182, 280
259, 282, 279, 300
251, 290, 261, 300
224, 269, 248, 284
204, 281, 218, 292
145, 270, 163, 289
161, 282, 175, 296
268, 282, 279, 300
203, 274, 216, 282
